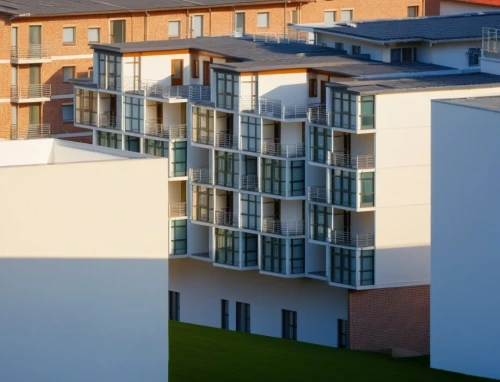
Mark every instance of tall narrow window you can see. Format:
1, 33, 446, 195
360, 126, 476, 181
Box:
236, 302, 250, 333
192, 60, 199, 78
282, 310, 297, 340
338, 319, 348, 348
221, 300, 229, 329
124, 96, 144, 133
324, 11, 336, 25
169, 291, 180, 321
468, 48, 480, 67
193, 15, 204, 38
309, 78, 317, 97
172, 141, 187, 177
110, 20, 126, 43
215, 71, 239, 110
171, 220, 187, 255
235, 13, 245, 35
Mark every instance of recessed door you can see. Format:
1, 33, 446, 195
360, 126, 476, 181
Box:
156, 102, 163, 124
29, 65, 41, 98
29, 104, 41, 125
29, 26, 41, 45
203, 61, 210, 85
171, 59, 183, 86
111, 20, 126, 43
193, 15, 204, 38
320, 80, 327, 104
235, 13, 245, 35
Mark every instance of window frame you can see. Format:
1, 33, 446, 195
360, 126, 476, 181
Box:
62, 103, 74, 122
282, 310, 298, 340
192, 59, 199, 78
324, 10, 336, 25
168, 20, 181, 38
257, 12, 270, 28
352, 45, 361, 55
62, 66, 75, 83
340, 9, 353, 22
62, 26, 76, 45
468, 48, 480, 67
87, 27, 100, 44
407, 6, 419, 17
170, 219, 187, 255
169, 291, 180, 321
309, 78, 318, 97
221, 300, 229, 329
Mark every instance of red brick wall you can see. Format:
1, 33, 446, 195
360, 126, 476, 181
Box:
348, 285, 430, 354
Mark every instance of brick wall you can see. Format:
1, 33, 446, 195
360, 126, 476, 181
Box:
348, 285, 430, 354
425, 0, 441, 14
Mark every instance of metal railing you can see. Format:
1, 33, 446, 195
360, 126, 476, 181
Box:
308, 186, 329, 204
240, 96, 307, 120
145, 121, 187, 139
262, 141, 305, 158
328, 152, 375, 169
262, 217, 305, 236
99, 114, 120, 130
189, 85, 211, 101
11, 124, 18, 140
190, 168, 213, 185
123, 77, 211, 102
483, 27, 500, 59
215, 211, 238, 227
327, 228, 375, 248
307, 104, 332, 127
11, 44, 52, 60
215, 132, 238, 149
11, 84, 51, 100
169, 202, 187, 217
241, 174, 259, 191
26, 124, 50, 139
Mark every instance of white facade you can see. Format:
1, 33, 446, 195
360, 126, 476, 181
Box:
440, 0, 500, 15
0, 139, 169, 382
431, 98, 500, 380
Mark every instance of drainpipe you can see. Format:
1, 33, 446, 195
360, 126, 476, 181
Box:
209, 8, 212, 36
186, 9, 190, 38
422, 0, 426, 16
144, 11, 149, 41
284, 1, 287, 37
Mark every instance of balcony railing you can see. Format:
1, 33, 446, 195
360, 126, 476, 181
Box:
11, 84, 51, 100
262, 217, 304, 236
328, 152, 375, 169
11, 44, 52, 61
215, 132, 238, 150
262, 141, 305, 158
327, 228, 375, 248
240, 96, 307, 120
308, 186, 329, 204
99, 114, 120, 130
123, 77, 211, 102
145, 120, 187, 139
169, 202, 187, 218
189, 85, 211, 101
307, 104, 332, 127
26, 124, 50, 139
241, 174, 259, 191
215, 211, 238, 228
190, 168, 213, 185
11, 124, 18, 140
483, 27, 500, 59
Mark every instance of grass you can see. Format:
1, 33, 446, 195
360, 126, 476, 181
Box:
170, 321, 491, 382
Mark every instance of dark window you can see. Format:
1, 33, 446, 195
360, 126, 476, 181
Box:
332, 169, 356, 208
291, 239, 305, 274
262, 236, 286, 274
335, 42, 344, 51
216, 71, 239, 110
241, 116, 260, 153
236, 302, 250, 333
282, 310, 297, 340
221, 300, 229, 329
110, 20, 126, 43
242, 233, 258, 267
215, 151, 239, 188
192, 60, 199, 78
171, 220, 187, 255
309, 204, 331, 242
351, 45, 361, 55
332, 91, 356, 130
262, 159, 286, 196
144, 138, 168, 157
360, 172, 375, 207
338, 319, 348, 348
169, 291, 180, 321
390, 47, 417, 63
360, 249, 375, 285
309, 78, 317, 97
125, 135, 140, 152
309, 126, 331, 164
407, 6, 418, 17
241, 193, 261, 230
332, 247, 356, 286
97, 131, 121, 149
360, 95, 375, 129
468, 48, 480, 66
124, 96, 144, 133
290, 160, 305, 196
172, 141, 187, 177
215, 228, 240, 266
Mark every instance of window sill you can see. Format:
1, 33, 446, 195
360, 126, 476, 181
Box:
63, 43, 76, 46
62, 120, 74, 124
257, 26, 270, 29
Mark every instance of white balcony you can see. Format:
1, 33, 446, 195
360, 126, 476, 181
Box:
123, 77, 211, 103
215, 210, 238, 228
215, 132, 238, 150
21, 124, 51, 139
307, 104, 332, 127
241, 174, 259, 192
240, 96, 307, 121
327, 228, 374, 248
169, 202, 187, 218
262, 141, 305, 158
145, 120, 187, 139
262, 217, 304, 236
11, 44, 52, 64
99, 114, 121, 131
328, 152, 375, 170
190, 168, 213, 185
11, 84, 51, 103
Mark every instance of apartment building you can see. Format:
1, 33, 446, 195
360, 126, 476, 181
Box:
0, 139, 169, 382
71, 32, 500, 353
0, 0, 430, 143
440, 0, 500, 14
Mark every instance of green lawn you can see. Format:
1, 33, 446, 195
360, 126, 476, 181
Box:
170, 321, 490, 382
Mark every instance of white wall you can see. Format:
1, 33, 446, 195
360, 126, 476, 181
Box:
259, 72, 309, 104
431, 100, 500, 380
316, 33, 385, 62
419, 41, 482, 70
440, 0, 499, 14
281, 121, 303, 144
170, 259, 348, 347
141, 53, 191, 84
0, 139, 53, 166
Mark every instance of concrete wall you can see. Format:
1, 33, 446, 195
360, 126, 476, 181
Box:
431, 100, 500, 380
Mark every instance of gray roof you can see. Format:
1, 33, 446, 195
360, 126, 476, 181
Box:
0, 0, 306, 17
310, 12, 500, 43
434, 96, 500, 113
328, 74, 500, 94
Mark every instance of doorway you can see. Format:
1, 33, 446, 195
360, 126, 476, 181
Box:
235, 13, 245, 35
171, 59, 183, 86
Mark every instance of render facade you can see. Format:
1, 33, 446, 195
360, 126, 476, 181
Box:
72, 30, 500, 352
0, 139, 170, 382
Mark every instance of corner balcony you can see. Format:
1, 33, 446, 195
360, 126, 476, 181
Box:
99, 114, 121, 131
307, 104, 332, 127
262, 141, 305, 158
307, 104, 375, 132
308, 186, 375, 211
123, 77, 211, 103
11, 84, 51, 103
215, 132, 238, 150
262, 217, 304, 236
215, 210, 239, 228
11, 45, 52, 64
327, 228, 374, 248
189, 168, 214, 186
328, 152, 375, 170
169, 202, 187, 218
240, 96, 307, 121
145, 120, 187, 139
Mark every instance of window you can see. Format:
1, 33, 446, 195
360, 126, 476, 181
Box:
390, 47, 417, 63
241, 233, 258, 266
215, 151, 239, 188
62, 104, 74, 122
125, 136, 140, 153
282, 310, 297, 340
261, 159, 286, 196
407, 6, 419, 17
63, 27, 75, 44
335, 42, 344, 51
215, 71, 239, 110
309, 204, 331, 241
11, 26, 18, 48
310, 125, 331, 165
290, 160, 305, 196
257, 12, 269, 28
192, 106, 214, 145
124, 96, 144, 133
98, 53, 122, 90
62, 66, 75, 83
324, 11, 336, 25
341, 9, 353, 21
97, 131, 122, 149
360, 172, 375, 206
168, 21, 181, 38
241, 193, 261, 230
309, 78, 317, 97
360, 95, 375, 129
332, 170, 356, 208
144, 138, 168, 157
236, 302, 250, 333
291, 239, 305, 274
171, 220, 187, 255
241, 116, 260, 153
110, 20, 126, 43
290, 10, 298, 24
338, 319, 348, 348
172, 141, 187, 177
215, 228, 240, 266
88, 27, 100, 43
169, 291, 180, 321
352, 45, 361, 55
332, 91, 357, 130
88, 67, 94, 78
468, 48, 480, 66
262, 236, 286, 274
221, 300, 229, 329
360, 250, 375, 285
192, 185, 214, 222
75, 89, 97, 126
192, 60, 199, 78
193, 15, 204, 38
332, 247, 356, 286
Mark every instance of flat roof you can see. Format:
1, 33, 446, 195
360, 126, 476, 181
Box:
1, 0, 309, 17
328, 73, 500, 94
301, 12, 500, 44
434, 96, 500, 113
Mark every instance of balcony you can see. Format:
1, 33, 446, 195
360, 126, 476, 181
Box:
328, 152, 375, 170
190, 168, 214, 186
308, 186, 374, 210
23, 124, 51, 139
327, 228, 374, 248
123, 77, 211, 102
215, 210, 239, 228
215, 132, 238, 150
11, 45, 52, 64
262, 141, 305, 158
145, 120, 187, 139
262, 218, 304, 236
169, 202, 187, 218
99, 114, 121, 131
241, 174, 259, 192
307, 100, 375, 132
11, 84, 51, 103
307, 104, 332, 127
240, 96, 307, 121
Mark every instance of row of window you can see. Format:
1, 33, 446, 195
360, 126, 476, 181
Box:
325, 6, 417, 24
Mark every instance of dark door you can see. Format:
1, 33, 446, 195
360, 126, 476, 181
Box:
226, 114, 233, 136
111, 20, 126, 43
273, 122, 281, 142
273, 200, 281, 220
171, 59, 183, 86
203, 61, 211, 85
320, 80, 327, 104
110, 95, 117, 117
156, 102, 163, 124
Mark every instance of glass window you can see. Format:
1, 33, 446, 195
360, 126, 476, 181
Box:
332, 169, 356, 208
332, 91, 357, 130
88, 27, 100, 43
241, 193, 261, 231
242, 233, 258, 267
282, 310, 297, 340
236, 302, 250, 333
468, 48, 480, 66
310, 126, 331, 164
241, 116, 260, 153
309, 204, 331, 242
391, 47, 417, 63
169, 291, 180, 321
215, 228, 240, 266
407, 6, 419, 17
98, 53, 122, 90
192, 60, 199, 78
360, 250, 374, 285
63, 27, 75, 44
291, 239, 305, 274
62, 66, 75, 83
124, 96, 144, 133
172, 141, 187, 177
324, 11, 336, 25
62, 104, 74, 122
192, 185, 214, 223
338, 319, 348, 348
332, 247, 356, 286
257, 12, 269, 28
221, 300, 229, 329
192, 106, 214, 145
309, 78, 317, 97
215, 71, 239, 110
144, 138, 168, 157
171, 220, 187, 255
290, 161, 305, 196
335, 42, 344, 51
360, 95, 375, 129
261, 236, 286, 274
261, 158, 285, 196
168, 21, 180, 38
341, 10, 353, 21
75, 88, 98, 126
110, 20, 126, 43
352, 45, 361, 55
97, 131, 122, 149
215, 151, 239, 188
125, 135, 140, 152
